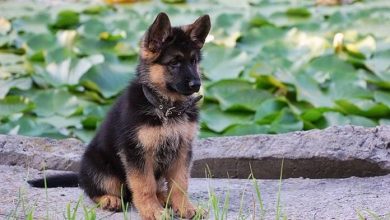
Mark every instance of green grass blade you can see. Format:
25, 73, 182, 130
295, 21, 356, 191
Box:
222, 189, 230, 220
275, 158, 284, 220
121, 184, 129, 220
249, 163, 265, 218
237, 189, 246, 220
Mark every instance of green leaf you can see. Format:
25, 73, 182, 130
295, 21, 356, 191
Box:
374, 91, 390, 106
212, 13, 243, 46
286, 8, 311, 18
301, 108, 327, 122
269, 108, 303, 133
81, 61, 134, 98
1, 116, 63, 138
224, 124, 269, 136
0, 96, 32, 117
366, 50, 390, 81
255, 98, 288, 124
200, 104, 253, 133
82, 115, 101, 129
72, 129, 95, 143
249, 15, 273, 28
238, 27, 286, 54
335, 99, 390, 118
37, 115, 82, 129
32, 89, 86, 117
82, 5, 111, 15
307, 55, 356, 75
294, 72, 333, 107
51, 10, 80, 29
202, 44, 249, 81
26, 33, 56, 52
83, 104, 109, 119
255, 75, 288, 90
379, 119, 390, 126
306, 55, 371, 102
0, 77, 32, 99
79, 19, 106, 38
324, 112, 377, 127
207, 79, 272, 111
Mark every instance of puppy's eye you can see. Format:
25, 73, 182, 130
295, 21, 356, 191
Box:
191, 57, 197, 65
169, 60, 180, 67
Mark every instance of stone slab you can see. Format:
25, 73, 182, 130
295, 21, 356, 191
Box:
1, 125, 389, 179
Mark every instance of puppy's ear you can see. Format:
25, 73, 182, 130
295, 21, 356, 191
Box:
144, 12, 172, 52
184, 15, 211, 49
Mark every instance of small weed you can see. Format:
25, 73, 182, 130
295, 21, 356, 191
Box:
121, 184, 130, 220
275, 158, 284, 220
249, 163, 265, 219
65, 195, 82, 220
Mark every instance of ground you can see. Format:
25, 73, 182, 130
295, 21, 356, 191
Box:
1, 126, 390, 219
1, 165, 389, 219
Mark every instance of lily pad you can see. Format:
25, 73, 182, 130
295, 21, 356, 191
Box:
0, 77, 32, 99
0, 96, 33, 117
51, 10, 80, 29
202, 44, 249, 81
207, 79, 272, 111
200, 104, 253, 133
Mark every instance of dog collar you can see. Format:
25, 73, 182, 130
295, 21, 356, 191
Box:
142, 85, 202, 118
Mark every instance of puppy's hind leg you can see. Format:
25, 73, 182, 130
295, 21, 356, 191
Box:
79, 154, 126, 212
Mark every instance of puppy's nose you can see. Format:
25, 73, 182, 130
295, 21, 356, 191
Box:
189, 80, 201, 92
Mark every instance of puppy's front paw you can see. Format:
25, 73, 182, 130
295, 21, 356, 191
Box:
174, 205, 208, 219
140, 206, 165, 220
177, 207, 196, 219
193, 207, 208, 219
173, 203, 208, 219
94, 195, 122, 212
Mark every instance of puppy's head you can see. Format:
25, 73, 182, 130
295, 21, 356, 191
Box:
139, 13, 211, 99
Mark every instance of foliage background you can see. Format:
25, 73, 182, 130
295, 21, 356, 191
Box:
0, 0, 389, 142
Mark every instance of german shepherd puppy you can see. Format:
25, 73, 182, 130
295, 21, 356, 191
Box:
28, 12, 211, 220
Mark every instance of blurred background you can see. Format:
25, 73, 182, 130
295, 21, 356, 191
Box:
0, 0, 389, 143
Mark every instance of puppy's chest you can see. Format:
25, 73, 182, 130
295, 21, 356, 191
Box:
136, 120, 197, 157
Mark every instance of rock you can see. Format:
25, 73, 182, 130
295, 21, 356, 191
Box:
192, 125, 390, 178
0, 134, 84, 171
1, 125, 389, 179
1, 165, 389, 219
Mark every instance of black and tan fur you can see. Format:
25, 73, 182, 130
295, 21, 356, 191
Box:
28, 13, 211, 220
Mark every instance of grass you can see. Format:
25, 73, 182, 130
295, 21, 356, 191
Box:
249, 163, 265, 218
275, 159, 284, 220
121, 184, 130, 220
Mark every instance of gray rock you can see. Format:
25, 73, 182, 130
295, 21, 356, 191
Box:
1, 165, 389, 219
1, 125, 390, 179
0, 134, 84, 171
192, 125, 390, 178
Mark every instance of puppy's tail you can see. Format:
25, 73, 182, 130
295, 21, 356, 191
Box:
28, 173, 79, 188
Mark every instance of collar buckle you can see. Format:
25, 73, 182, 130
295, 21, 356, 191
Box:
165, 107, 176, 117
